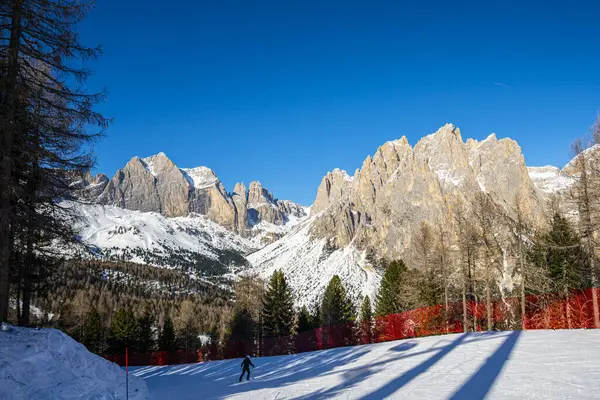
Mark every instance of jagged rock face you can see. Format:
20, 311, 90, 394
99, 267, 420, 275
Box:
232, 182, 249, 235
110, 156, 162, 213
308, 124, 547, 261
82, 154, 305, 238
247, 181, 285, 225
311, 169, 354, 215
277, 200, 306, 219
143, 153, 190, 217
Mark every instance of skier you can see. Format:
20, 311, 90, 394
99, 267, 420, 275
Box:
239, 355, 255, 382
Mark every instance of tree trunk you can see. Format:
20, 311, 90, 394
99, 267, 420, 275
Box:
486, 278, 492, 331
0, 0, 24, 322
521, 275, 526, 330
519, 237, 526, 329
588, 238, 600, 328
462, 286, 468, 333
21, 216, 35, 327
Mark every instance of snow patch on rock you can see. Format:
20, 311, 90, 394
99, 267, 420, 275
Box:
527, 166, 574, 193
180, 166, 219, 189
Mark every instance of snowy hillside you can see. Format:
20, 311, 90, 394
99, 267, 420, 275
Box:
527, 166, 574, 194
72, 203, 256, 259
132, 329, 600, 399
0, 324, 148, 400
247, 216, 381, 307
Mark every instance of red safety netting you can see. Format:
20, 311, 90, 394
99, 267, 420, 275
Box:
105, 287, 600, 366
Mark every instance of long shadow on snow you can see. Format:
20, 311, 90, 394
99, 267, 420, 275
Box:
139, 332, 515, 399
293, 334, 468, 400
212, 346, 373, 399
139, 346, 372, 400
293, 332, 515, 400
450, 330, 522, 400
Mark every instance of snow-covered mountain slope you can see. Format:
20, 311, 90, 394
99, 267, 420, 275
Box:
527, 166, 574, 194
0, 324, 148, 400
133, 329, 600, 400
70, 202, 258, 274
247, 215, 381, 307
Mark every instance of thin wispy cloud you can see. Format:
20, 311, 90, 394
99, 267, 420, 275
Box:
492, 81, 510, 87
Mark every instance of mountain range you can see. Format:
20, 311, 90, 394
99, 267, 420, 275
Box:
74, 124, 582, 306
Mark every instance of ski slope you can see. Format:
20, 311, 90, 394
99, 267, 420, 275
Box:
132, 330, 600, 399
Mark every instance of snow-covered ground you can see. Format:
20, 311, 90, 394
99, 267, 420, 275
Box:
132, 330, 600, 399
0, 324, 148, 400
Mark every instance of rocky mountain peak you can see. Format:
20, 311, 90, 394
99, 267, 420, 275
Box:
233, 182, 247, 197
80, 153, 306, 240
247, 181, 275, 206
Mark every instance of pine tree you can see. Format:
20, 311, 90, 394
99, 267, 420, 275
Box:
136, 305, 154, 353
310, 300, 322, 328
360, 296, 373, 324
375, 260, 408, 316
321, 275, 355, 327
262, 270, 295, 337
360, 296, 374, 342
109, 308, 137, 353
297, 305, 312, 332
158, 316, 176, 351
83, 306, 103, 354
535, 213, 586, 292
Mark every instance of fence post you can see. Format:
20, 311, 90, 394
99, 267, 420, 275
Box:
125, 347, 129, 400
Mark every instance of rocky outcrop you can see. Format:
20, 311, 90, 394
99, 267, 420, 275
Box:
307, 124, 547, 261
247, 181, 284, 226
81, 153, 306, 237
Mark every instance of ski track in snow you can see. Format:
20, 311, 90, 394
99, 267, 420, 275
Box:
132, 329, 600, 400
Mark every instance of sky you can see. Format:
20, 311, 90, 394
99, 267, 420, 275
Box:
79, 1, 600, 205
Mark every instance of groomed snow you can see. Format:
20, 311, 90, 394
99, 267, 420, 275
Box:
132, 329, 600, 399
0, 325, 148, 400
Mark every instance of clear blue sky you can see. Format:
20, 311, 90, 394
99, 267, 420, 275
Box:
80, 1, 600, 205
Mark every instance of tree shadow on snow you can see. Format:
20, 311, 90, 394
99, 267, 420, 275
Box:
450, 330, 522, 400
389, 341, 418, 352
293, 332, 518, 400
137, 332, 519, 400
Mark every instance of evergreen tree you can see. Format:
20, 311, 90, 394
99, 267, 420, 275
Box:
136, 305, 154, 353
360, 296, 374, 343
375, 260, 408, 316
109, 308, 137, 353
360, 296, 373, 324
228, 307, 256, 356
83, 306, 103, 354
262, 270, 295, 337
534, 213, 587, 292
311, 301, 322, 328
321, 275, 355, 327
297, 305, 313, 332
158, 316, 176, 351
229, 308, 256, 342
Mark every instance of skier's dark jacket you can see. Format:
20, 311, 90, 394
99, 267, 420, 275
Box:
241, 357, 254, 369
